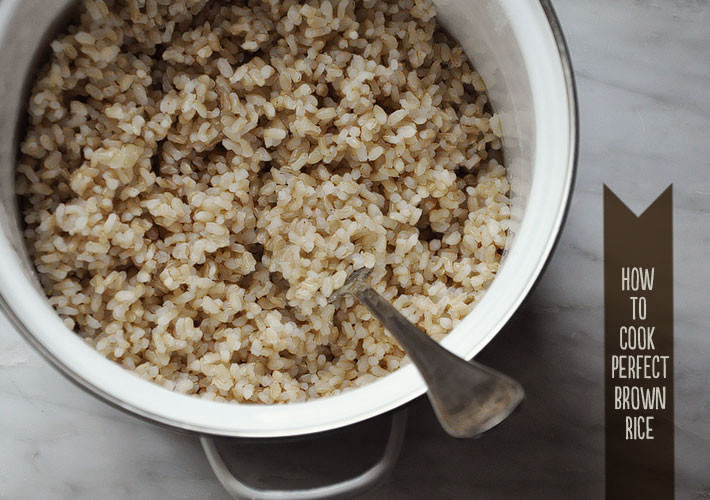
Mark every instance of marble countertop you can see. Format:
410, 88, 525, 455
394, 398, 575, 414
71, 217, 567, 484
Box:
1, 0, 709, 498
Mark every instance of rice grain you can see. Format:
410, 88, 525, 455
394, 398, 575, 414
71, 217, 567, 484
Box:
18, 0, 509, 404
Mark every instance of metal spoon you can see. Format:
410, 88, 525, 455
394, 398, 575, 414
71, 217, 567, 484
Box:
331, 268, 524, 438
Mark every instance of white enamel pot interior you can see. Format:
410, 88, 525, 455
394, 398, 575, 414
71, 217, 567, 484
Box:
0, 0, 577, 438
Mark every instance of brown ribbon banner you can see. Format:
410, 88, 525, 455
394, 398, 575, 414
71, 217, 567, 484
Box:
604, 185, 674, 500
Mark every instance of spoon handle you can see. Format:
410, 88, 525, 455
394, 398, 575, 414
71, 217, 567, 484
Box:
354, 286, 524, 438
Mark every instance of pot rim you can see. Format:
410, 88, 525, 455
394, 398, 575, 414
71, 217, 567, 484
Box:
0, 0, 578, 438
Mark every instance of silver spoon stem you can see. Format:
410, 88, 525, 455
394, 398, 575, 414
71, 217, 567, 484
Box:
337, 269, 524, 438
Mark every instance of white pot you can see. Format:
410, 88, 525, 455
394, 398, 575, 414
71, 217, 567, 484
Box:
0, 0, 576, 496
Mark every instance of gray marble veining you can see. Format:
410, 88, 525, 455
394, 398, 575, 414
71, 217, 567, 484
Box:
1, 0, 709, 499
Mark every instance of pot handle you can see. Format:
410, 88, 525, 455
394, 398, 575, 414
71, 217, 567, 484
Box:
200, 410, 407, 500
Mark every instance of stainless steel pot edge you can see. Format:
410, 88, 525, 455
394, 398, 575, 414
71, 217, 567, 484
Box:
455, 0, 579, 365
532, 0, 579, 286
0, 0, 579, 438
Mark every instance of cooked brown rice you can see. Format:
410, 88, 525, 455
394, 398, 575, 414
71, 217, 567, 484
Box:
17, 0, 510, 403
